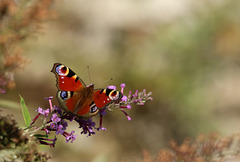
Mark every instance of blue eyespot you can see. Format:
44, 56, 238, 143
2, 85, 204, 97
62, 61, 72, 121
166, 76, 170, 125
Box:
90, 105, 98, 113
60, 91, 68, 100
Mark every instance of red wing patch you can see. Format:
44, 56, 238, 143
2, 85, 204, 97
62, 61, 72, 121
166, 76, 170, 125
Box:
76, 104, 91, 116
58, 76, 83, 91
93, 90, 111, 109
65, 97, 79, 112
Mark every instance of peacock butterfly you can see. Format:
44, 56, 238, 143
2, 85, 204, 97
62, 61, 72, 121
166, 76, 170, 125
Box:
51, 63, 123, 118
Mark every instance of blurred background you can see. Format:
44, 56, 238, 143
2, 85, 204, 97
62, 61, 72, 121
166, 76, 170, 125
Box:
1, 0, 240, 161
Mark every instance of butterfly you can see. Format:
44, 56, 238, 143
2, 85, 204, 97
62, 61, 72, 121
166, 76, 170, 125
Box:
51, 63, 123, 118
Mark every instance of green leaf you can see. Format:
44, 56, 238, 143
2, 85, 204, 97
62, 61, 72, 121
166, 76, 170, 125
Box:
19, 95, 31, 127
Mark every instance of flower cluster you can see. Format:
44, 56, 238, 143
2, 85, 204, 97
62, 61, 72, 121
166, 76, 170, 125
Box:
106, 83, 153, 121
26, 83, 152, 147
76, 118, 96, 136
29, 98, 78, 147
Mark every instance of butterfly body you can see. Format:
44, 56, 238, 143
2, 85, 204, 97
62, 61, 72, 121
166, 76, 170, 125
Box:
51, 63, 122, 118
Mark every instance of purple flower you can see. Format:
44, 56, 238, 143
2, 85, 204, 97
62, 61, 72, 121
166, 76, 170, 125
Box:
49, 123, 56, 129
121, 109, 132, 121
76, 118, 96, 136
126, 105, 131, 109
44, 96, 54, 100
45, 96, 54, 112
121, 95, 128, 102
61, 120, 68, 130
65, 131, 77, 143
108, 85, 116, 90
134, 90, 138, 97
51, 113, 61, 123
120, 105, 131, 109
98, 127, 107, 131
36, 107, 49, 117
36, 107, 43, 113
120, 83, 126, 88
43, 128, 50, 134
120, 83, 125, 93
99, 108, 107, 116
53, 105, 62, 115
56, 124, 64, 135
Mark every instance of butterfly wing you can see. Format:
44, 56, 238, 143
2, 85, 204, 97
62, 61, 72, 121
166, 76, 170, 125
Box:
51, 63, 86, 91
51, 63, 123, 118
72, 88, 123, 118
52, 63, 94, 117
93, 88, 123, 109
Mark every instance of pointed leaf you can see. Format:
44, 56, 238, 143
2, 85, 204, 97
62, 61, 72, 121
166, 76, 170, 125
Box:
19, 95, 31, 127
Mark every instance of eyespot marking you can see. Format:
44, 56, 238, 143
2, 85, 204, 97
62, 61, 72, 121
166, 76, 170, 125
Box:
90, 103, 98, 113
60, 91, 68, 100
59, 91, 72, 100
109, 90, 120, 100
56, 65, 69, 76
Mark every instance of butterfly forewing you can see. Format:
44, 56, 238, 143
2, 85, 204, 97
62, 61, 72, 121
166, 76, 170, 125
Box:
51, 63, 86, 91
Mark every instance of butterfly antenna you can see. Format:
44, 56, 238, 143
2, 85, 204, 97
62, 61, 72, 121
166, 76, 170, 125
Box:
104, 77, 114, 83
87, 65, 92, 84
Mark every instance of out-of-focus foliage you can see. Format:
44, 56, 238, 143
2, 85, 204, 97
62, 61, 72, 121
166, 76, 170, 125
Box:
142, 133, 240, 162
0, 113, 51, 161
0, 0, 56, 95
0, 0, 55, 161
